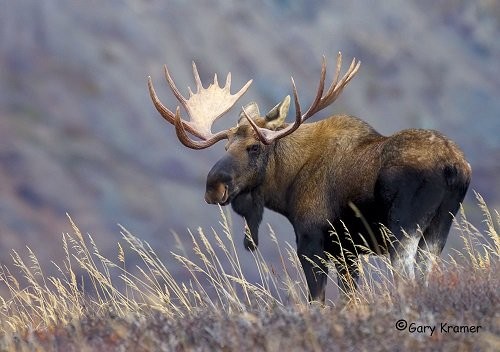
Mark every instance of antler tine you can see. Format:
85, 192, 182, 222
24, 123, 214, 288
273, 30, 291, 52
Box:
291, 76, 302, 124
192, 61, 204, 92
302, 55, 327, 119
233, 78, 253, 101
333, 51, 342, 87
148, 76, 175, 120
164, 64, 189, 109
345, 58, 361, 82
324, 56, 360, 106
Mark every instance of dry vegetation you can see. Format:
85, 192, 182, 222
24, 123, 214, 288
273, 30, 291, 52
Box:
0, 193, 498, 351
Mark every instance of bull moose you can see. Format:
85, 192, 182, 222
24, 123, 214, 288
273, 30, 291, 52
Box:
147, 53, 471, 302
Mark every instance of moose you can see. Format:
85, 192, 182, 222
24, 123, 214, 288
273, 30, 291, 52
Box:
147, 53, 471, 302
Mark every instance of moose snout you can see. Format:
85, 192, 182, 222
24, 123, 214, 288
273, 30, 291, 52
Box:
205, 158, 235, 205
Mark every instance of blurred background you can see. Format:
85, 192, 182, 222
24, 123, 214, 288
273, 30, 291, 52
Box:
0, 1, 499, 282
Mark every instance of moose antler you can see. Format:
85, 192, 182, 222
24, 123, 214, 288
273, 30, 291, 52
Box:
148, 62, 252, 149
243, 52, 360, 145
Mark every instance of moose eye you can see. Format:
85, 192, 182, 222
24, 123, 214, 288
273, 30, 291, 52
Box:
247, 144, 259, 154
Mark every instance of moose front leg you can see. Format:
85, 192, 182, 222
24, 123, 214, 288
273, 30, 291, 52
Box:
231, 192, 264, 251
296, 230, 328, 303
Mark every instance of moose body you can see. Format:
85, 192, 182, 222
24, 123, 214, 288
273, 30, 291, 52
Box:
217, 115, 470, 301
148, 53, 471, 302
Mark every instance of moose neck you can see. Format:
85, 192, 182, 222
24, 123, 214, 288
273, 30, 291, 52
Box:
258, 116, 386, 218
260, 124, 319, 215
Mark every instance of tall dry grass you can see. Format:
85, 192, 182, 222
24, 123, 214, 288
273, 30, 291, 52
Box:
0, 192, 498, 351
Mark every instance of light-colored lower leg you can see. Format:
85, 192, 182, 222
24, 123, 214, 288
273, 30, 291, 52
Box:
391, 236, 420, 282
415, 244, 440, 286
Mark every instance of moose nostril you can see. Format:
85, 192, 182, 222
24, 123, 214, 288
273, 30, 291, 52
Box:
205, 183, 229, 204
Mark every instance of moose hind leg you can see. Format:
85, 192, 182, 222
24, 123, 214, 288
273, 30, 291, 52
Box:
377, 167, 445, 284
415, 236, 440, 286
415, 191, 466, 284
389, 235, 420, 282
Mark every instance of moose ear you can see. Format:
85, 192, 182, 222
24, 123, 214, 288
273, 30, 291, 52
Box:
239, 102, 260, 124
265, 95, 290, 130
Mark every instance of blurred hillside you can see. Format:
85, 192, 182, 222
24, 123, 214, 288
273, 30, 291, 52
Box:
0, 0, 499, 267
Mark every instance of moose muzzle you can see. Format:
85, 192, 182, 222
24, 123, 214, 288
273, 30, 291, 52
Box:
205, 157, 235, 205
